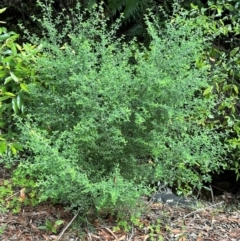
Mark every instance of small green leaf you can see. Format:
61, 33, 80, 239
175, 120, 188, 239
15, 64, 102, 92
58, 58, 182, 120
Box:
16, 94, 22, 109
55, 220, 64, 226
11, 44, 17, 55
0, 8, 7, 14
16, 44, 22, 51
0, 33, 10, 41
0, 70, 7, 78
230, 47, 239, 57
0, 121, 5, 127
203, 86, 213, 96
216, 6, 223, 16
0, 141, 7, 154
215, 82, 220, 93
12, 98, 18, 113
233, 84, 238, 94
190, 3, 199, 10
2, 50, 12, 55
38, 226, 47, 230
45, 219, 52, 227
21, 104, 25, 113
224, 3, 234, 12
4, 76, 13, 84
0, 96, 11, 101
20, 83, 29, 92
0, 27, 7, 34
4, 92, 15, 97
223, 84, 231, 92
12, 142, 23, 151
203, 186, 212, 191
10, 72, 19, 83
10, 144, 17, 155
2, 55, 14, 64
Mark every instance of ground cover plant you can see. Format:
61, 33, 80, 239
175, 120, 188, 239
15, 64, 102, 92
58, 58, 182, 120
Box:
1, 1, 233, 227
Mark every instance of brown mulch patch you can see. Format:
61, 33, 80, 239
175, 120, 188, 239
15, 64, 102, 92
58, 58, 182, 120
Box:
1, 165, 239, 240
1, 197, 240, 241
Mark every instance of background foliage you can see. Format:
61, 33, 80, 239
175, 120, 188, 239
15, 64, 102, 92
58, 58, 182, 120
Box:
190, 1, 240, 178
0, 7, 37, 156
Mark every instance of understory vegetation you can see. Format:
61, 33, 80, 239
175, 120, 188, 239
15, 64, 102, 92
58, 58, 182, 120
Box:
0, 0, 240, 226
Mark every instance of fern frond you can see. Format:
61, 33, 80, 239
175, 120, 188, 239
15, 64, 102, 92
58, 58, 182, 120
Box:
107, 0, 125, 16
124, 0, 140, 19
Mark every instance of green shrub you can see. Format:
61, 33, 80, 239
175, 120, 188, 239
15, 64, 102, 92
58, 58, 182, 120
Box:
14, 2, 227, 217
190, 2, 240, 179
0, 7, 37, 156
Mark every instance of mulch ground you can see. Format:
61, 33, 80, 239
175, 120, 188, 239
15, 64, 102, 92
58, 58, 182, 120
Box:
1, 195, 240, 241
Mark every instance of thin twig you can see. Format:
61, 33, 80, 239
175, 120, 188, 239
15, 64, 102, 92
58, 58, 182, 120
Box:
104, 227, 119, 241
57, 209, 80, 241
87, 231, 93, 241
5, 191, 20, 201
127, 224, 134, 241
88, 233, 101, 240
209, 185, 215, 203
183, 201, 224, 219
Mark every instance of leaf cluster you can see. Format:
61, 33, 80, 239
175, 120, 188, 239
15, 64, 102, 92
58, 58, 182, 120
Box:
190, 2, 240, 178
0, 7, 38, 156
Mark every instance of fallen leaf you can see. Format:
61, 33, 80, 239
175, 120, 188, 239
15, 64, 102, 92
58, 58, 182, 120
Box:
41, 234, 50, 241
171, 229, 182, 234
230, 232, 239, 238
19, 188, 26, 202
30, 223, 40, 232
179, 237, 187, 241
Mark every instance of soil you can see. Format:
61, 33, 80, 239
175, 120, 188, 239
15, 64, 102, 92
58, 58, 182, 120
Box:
0, 167, 240, 241
1, 193, 240, 241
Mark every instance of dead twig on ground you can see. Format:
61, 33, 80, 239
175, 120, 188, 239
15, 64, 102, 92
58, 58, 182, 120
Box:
183, 201, 224, 219
104, 227, 119, 241
56, 209, 80, 241
126, 224, 134, 241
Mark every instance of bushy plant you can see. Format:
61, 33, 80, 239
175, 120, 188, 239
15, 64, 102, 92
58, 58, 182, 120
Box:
0, 7, 37, 156
190, 2, 240, 179
13, 1, 227, 218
